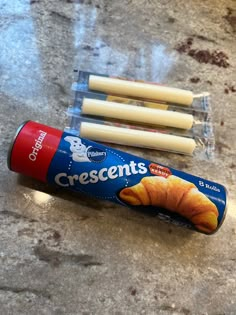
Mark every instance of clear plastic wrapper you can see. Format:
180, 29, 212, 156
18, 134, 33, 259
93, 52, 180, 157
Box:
72, 90, 211, 122
68, 91, 212, 132
72, 70, 211, 111
66, 70, 215, 159
65, 115, 215, 158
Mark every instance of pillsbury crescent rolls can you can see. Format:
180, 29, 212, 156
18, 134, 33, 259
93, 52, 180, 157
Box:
8, 121, 227, 234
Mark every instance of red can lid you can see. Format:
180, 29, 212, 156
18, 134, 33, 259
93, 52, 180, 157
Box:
8, 121, 63, 182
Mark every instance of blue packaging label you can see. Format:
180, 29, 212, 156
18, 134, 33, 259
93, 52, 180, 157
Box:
47, 132, 227, 234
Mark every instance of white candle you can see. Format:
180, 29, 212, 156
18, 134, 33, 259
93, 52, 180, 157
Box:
80, 122, 196, 155
89, 75, 194, 106
82, 98, 194, 129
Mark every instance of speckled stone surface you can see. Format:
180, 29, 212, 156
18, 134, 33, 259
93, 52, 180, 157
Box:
0, 0, 236, 314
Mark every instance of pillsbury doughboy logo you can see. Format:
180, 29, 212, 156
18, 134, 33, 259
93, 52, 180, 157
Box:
64, 136, 107, 163
64, 136, 91, 162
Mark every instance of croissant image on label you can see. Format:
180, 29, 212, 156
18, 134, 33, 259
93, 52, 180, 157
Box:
119, 175, 219, 234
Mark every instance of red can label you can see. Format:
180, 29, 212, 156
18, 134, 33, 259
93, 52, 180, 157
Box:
9, 121, 62, 182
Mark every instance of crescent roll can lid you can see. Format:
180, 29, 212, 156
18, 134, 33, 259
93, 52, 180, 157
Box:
7, 121, 63, 182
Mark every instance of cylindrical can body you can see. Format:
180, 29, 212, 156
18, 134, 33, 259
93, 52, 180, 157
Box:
8, 121, 227, 234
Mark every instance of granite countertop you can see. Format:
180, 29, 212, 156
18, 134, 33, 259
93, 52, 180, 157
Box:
0, 0, 236, 314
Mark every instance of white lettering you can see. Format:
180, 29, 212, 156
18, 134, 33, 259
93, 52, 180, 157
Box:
198, 181, 220, 192
68, 175, 79, 186
28, 130, 47, 162
87, 151, 106, 157
89, 170, 99, 184
107, 166, 118, 179
138, 162, 147, 174
55, 173, 69, 187
117, 164, 131, 177
35, 141, 42, 150
33, 147, 38, 155
98, 168, 108, 181
129, 161, 138, 174
79, 172, 89, 185
205, 183, 220, 192
29, 153, 36, 161
54, 161, 148, 187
